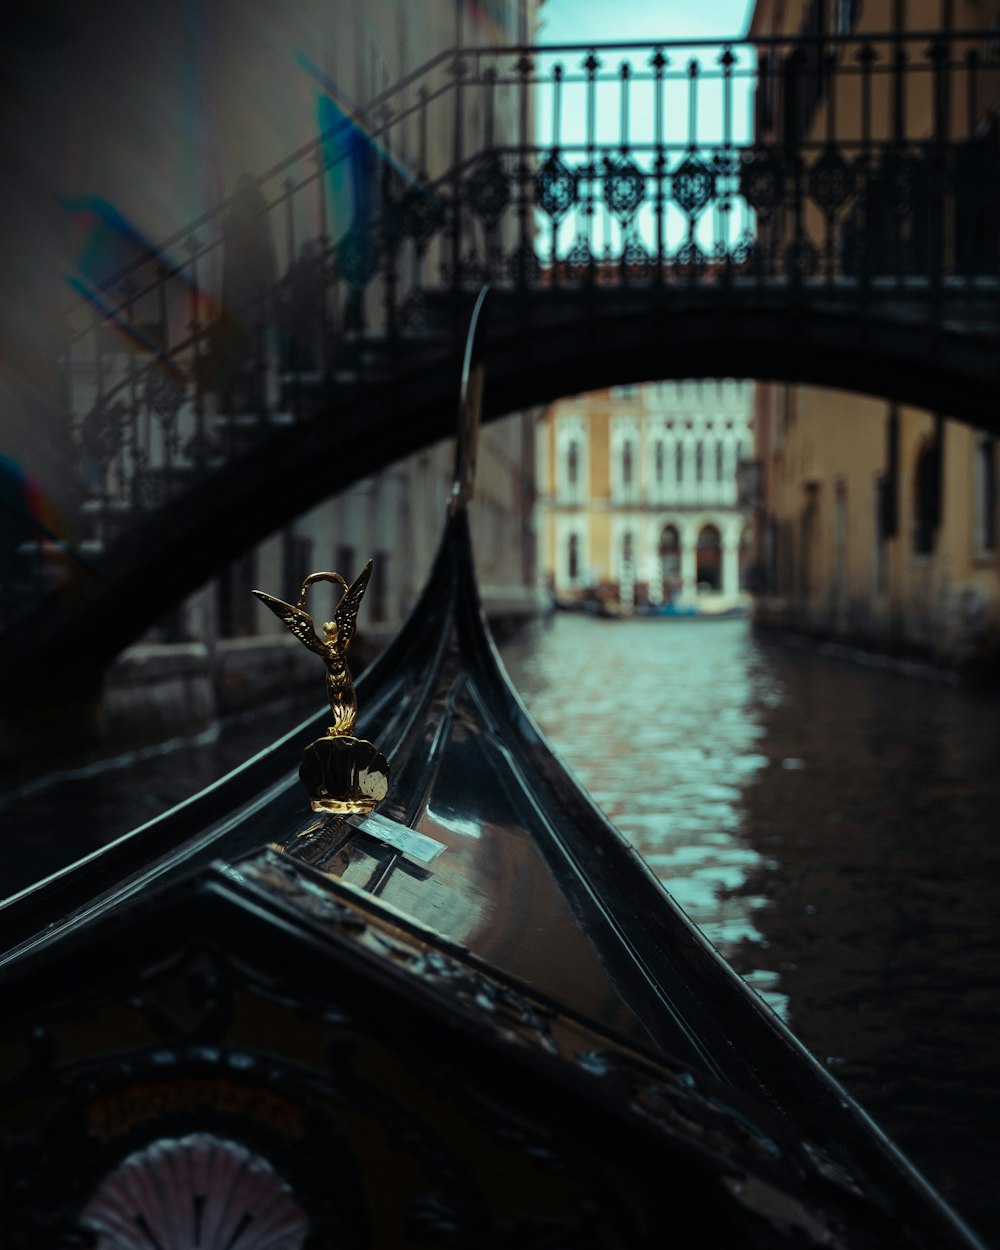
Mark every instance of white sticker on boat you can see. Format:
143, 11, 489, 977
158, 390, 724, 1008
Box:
350, 812, 447, 865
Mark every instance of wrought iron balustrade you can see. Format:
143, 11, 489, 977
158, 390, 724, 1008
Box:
66, 30, 1000, 509
4, 27, 999, 680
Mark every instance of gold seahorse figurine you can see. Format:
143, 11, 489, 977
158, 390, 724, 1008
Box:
252, 560, 389, 814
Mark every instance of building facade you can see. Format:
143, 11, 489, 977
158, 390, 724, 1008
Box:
538, 381, 754, 613
750, 388, 1000, 671
747, 0, 1000, 673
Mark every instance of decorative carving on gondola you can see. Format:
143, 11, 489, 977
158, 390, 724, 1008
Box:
79, 1131, 310, 1250
253, 564, 389, 814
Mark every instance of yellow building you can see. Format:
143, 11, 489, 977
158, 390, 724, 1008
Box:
752, 389, 1000, 667
747, 0, 1000, 672
538, 382, 754, 613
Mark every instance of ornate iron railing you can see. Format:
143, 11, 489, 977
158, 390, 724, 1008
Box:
9, 29, 1000, 638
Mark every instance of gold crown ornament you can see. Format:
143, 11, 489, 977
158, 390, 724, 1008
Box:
253, 562, 389, 814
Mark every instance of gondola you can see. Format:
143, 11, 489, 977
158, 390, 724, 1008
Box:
0, 291, 985, 1249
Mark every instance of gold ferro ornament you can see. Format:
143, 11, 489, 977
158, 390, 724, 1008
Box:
252, 561, 389, 815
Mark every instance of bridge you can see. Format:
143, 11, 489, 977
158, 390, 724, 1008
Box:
2, 29, 998, 704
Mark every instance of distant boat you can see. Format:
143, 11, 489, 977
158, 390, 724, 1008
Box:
635, 600, 751, 620
581, 599, 750, 620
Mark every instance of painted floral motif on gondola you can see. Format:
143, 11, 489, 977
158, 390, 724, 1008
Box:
79, 1132, 309, 1249
603, 157, 646, 221
535, 154, 578, 221
739, 148, 784, 214
808, 148, 856, 215
672, 156, 716, 218
466, 156, 511, 223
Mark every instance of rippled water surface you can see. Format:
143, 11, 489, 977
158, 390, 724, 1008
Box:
500, 613, 1000, 1246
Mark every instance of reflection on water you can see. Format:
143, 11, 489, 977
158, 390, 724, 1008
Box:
0, 691, 323, 901
499, 613, 1000, 1246
500, 613, 787, 1012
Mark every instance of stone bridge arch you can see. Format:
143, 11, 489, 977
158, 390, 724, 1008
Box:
5, 284, 996, 708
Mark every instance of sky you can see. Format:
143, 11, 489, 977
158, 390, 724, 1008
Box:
536, 0, 757, 45
530, 0, 761, 257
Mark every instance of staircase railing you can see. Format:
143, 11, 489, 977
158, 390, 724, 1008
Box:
12, 29, 1000, 647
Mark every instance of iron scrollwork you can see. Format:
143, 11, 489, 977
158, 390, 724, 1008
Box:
402, 184, 446, 249
739, 146, 785, 214
535, 154, 578, 221
335, 219, 382, 289
672, 155, 716, 218
808, 147, 857, 216
465, 155, 512, 223
602, 156, 646, 222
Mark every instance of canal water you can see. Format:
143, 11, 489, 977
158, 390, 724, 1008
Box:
500, 614, 1000, 1247
2, 613, 999, 1244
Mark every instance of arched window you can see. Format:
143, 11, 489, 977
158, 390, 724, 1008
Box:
568, 532, 580, 581
695, 441, 704, 483
655, 441, 665, 486
659, 524, 680, 556
696, 523, 722, 590
659, 524, 681, 598
697, 524, 722, 549
675, 443, 684, 482
715, 441, 725, 481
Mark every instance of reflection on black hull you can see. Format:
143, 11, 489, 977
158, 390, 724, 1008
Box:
0, 518, 987, 1247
